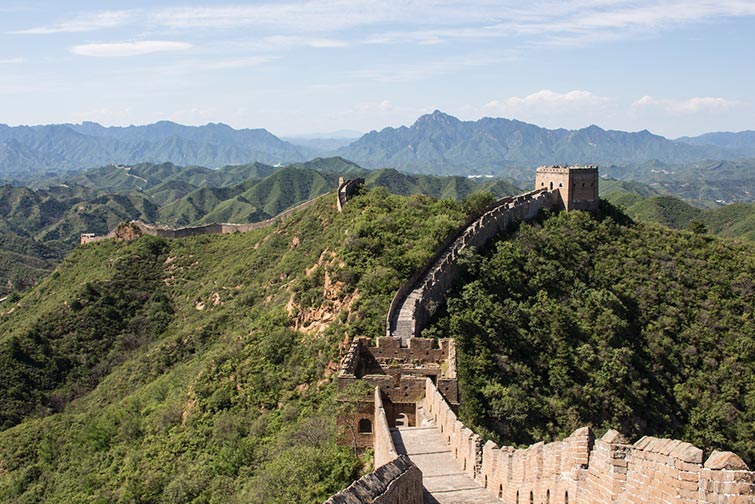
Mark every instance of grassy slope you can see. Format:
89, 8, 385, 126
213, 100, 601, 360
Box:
0, 188, 468, 503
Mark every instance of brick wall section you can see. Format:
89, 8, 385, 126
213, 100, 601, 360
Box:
423, 379, 755, 503
386, 188, 557, 343
337, 177, 365, 212
324, 454, 423, 504
374, 386, 399, 468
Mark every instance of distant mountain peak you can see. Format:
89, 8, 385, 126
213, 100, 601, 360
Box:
412, 110, 461, 128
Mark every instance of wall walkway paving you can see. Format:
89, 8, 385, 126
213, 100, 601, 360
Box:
391, 408, 498, 504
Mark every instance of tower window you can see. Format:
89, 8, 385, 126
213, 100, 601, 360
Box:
358, 418, 372, 433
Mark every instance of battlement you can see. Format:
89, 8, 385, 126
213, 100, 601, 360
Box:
337, 337, 458, 450
423, 378, 755, 503
535, 164, 599, 211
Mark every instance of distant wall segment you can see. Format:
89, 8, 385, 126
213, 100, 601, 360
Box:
337, 177, 365, 212
82, 178, 368, 244
386, 187, 557, 343
80, 196, 324, 244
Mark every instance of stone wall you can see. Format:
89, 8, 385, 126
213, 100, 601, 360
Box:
424, 379, 755, 503
337, 177, 365, 212
386, 188, 556, 343
337, 336, 458, 436
81, 191, 329, 244
374, 386, 399, 468
323, 454, 423, 504
325, 389, 423, 504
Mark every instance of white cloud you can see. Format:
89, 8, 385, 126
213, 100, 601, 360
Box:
484, 0, 755, 46
307, 38, 351, 48
148, 2, 392, 31
0, 57, 24, 64
71, 41, 192, 58
486, 89, 610, 112
202, 56, 278, 69
11, 1, 755, 51
10, 10, 133, 34
632, 95, 741, 113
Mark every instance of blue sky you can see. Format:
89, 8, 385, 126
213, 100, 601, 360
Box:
1, 0, 754, 138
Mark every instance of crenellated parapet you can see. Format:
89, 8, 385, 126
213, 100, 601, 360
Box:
423, 378, 755, 503
386, 187, 557, 344
323, 454, 422, 504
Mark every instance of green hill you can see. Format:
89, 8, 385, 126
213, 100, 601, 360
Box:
602, 189, 755, 239
0, 161, 522, 297
0, 185, 159, 296
3, 189, 755, 503
0, 189, 469, 502
364, 169, 520, 200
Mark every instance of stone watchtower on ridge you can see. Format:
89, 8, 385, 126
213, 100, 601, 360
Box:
535, 164, 599, 212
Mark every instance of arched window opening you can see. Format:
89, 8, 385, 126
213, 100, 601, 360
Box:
547, 489, 550, 503
499, 484, 503, 498
549, 181, 554, 190
463, 458, 467, 471
358, 418, 372, 433
530, 491, 534, 504
559, 182, 563, 187
484, 475, 488, 488
516, 490, 519, 504
565, 491, 569, 504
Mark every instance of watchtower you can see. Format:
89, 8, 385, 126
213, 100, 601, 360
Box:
535, 165, 599, 212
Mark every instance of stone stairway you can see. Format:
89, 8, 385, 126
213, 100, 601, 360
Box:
391, 413, 499, 504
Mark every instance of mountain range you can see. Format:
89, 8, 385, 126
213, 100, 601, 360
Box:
3, 112, 755, 183
336, 111, 742, 177
0, 121, 308, 180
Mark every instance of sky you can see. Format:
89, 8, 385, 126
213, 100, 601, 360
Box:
1, 0, 754, 138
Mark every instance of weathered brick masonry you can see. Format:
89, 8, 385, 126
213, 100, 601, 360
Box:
424, 378, 755, 503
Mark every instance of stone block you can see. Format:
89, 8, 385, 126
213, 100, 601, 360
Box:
705, 451, 750, 471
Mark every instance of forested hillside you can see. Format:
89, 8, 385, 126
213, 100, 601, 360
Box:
426, 208, 755, 465
0, 160, 521, 296
602, 190, 755, 241
0, 189, 468, 502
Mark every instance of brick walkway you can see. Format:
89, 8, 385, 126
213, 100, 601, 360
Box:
391, 414, 500, 504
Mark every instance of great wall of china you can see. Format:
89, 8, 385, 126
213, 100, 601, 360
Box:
80, 177, 363, 244
327, 165, 755, 503
76, 168, 755, 502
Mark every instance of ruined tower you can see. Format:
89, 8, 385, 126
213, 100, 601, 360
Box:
535, 165, 599, 212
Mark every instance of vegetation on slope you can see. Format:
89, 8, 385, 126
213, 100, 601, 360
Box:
603, 189, 755, 241
1, 160, 519, 297
0, 188, 468, 503
426, 207, 755, 466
